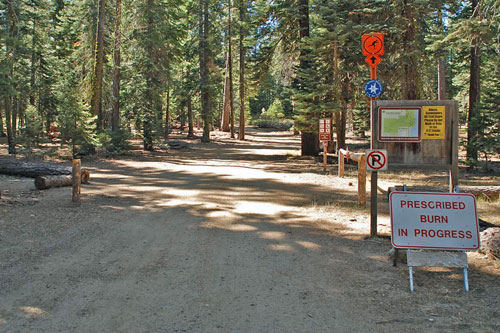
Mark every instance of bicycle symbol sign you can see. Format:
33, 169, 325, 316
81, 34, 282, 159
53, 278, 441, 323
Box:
366, 149, 388, 171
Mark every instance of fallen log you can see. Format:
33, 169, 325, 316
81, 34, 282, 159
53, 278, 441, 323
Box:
34, 170, 90, 190
388, 185, 500, 201
0, 159, 89, 180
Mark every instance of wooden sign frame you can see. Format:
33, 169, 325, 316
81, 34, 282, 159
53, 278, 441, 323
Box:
371, 100, 459, 191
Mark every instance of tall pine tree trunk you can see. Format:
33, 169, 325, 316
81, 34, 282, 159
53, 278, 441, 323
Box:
297, 0, 318, 156
437, 8, 446, 100
221, 0, 234, 134
229, 0, 235, 138
187, 96, 194, 137
165, 87, 170, 139
467, 0, 481, 163
221, 56, 231, 131
143, 0, 154, 150
0, 102, 4, 136
91, 0, 106, 130
5, 1, 16, 153
12, 97, 18, 137
30, 20, 37, 107
112, 0, 121, 132
402, 0, 418, 100
5, 97, 15, 153
238, 0, 245, 140
200, 0, 211, 143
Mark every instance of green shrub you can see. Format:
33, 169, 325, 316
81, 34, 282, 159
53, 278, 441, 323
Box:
253, 118, 294, 131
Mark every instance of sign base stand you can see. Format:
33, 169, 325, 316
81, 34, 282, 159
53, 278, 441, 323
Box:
407, 249, 469, 292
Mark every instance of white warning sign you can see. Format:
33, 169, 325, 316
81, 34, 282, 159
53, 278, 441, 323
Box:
365, 149, 388, 171
390, 192, 480, 250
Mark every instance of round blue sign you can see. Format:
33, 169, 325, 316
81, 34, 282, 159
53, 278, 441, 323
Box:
364, 80, 383, 98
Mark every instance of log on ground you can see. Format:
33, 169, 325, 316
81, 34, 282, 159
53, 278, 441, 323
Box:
0, 158, 90, 180
35, 170, 90, 190
388, 185, 500, 201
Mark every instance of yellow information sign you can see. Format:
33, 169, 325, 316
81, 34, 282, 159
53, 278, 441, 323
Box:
423, 106, 445, 139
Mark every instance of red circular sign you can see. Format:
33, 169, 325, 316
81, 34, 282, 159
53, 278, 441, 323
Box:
362, 34, 384, 55
367, 150, 387, 170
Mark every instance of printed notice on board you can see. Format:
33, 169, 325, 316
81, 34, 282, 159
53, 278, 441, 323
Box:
423, 106, 445, 139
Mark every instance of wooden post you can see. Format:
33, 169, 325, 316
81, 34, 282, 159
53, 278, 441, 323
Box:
72, 159, 81, 203
370, 171, 378, 237
339, 150, 344, 178
358, 154, 366, 207
323, 143, 328, 172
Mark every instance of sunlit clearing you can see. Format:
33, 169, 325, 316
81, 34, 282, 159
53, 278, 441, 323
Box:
268, 244, 294, 251
90, 172, 130, 180
20, 306, 46, 317
203, 223, 258, 231
162, 189, 200, 197
234, 201, 292, 215
259, 231, 286, 240
207, 210, 235, 218
296, 241, 321, 250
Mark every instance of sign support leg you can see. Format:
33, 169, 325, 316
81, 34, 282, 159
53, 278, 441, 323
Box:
464, 267, 469, 292
408, 249, 414, 292
323, 145, 327, 172
370, 171, 378, 237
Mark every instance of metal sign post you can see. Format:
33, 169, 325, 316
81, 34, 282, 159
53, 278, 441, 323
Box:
363, 33, 385, 237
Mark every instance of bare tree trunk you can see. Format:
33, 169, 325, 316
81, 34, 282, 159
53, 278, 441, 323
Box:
30, 20, 37, 107
229, 0, 235, 138
334, 111, 346, 151
200, 0, 211, 143
12, 97, 18, 137
438, 59, 446, 100
238, 0, 245, 140
402, 0, 418, 100
0, 102, 4, 136
91, 0, 106, 130
297, 0, 318, 155
165, 87, 170, 139
466, 0, 481, 164
5, 98, 15, 154
187, 96, 194, 137
221, 56, 231, 131
5, 2, 17, 153
112, 0, 122, 132
221, 0, 234, 134
437, 8, 446, 100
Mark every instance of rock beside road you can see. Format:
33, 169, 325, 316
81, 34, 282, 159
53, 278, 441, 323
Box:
480, 228, 500, 259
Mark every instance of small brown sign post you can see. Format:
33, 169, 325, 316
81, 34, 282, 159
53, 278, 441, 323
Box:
319, 119, 331, 171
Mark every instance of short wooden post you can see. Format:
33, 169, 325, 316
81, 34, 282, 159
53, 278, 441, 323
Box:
72, 159, 81, 203
358, 154, 366, 207
339, 150, 344, 178
323, 144, 328, 172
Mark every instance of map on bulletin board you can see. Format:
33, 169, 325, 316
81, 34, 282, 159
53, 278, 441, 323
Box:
378, 107, 422, 142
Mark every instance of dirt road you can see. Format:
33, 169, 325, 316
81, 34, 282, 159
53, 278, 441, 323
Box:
1, 129, 499, 332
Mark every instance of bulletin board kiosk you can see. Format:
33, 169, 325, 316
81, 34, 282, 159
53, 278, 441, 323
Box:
370, 100, 478, 292
371, 100, 459, 191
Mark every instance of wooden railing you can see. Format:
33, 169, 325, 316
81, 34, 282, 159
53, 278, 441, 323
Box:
338, 148, 366, 207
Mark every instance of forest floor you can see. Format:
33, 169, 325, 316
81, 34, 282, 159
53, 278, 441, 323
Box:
0, 128, 499, 332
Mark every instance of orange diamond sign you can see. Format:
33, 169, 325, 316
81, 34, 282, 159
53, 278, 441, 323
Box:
365, 54, 382, 67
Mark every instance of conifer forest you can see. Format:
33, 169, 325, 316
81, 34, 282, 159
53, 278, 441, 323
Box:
1, 1, 499, 164
3, 2, 500, 331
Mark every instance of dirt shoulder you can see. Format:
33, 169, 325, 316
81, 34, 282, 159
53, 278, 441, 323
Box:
1, 129, 499, 332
